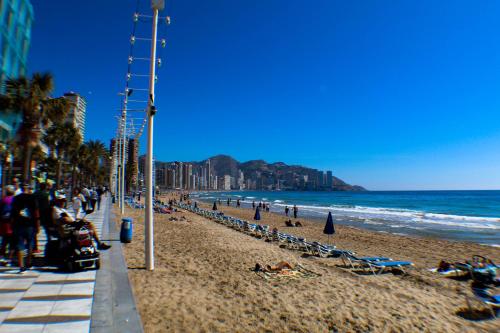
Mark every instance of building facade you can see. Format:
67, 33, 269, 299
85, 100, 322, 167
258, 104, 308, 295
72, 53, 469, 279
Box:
0, 0, 33, 141
63, 92, 86, 140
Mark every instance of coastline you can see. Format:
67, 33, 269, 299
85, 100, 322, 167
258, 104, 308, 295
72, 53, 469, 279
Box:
116, 194, 500, 332
192, 190, 500, 246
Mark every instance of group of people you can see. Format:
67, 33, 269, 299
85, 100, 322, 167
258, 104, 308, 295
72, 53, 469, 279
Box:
252, 201, 271, 212
0, 179, 110, 273
284, 205, 299, 218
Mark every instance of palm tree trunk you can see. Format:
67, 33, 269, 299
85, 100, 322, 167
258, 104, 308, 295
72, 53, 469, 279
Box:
1, 155, 6, 196
23, 144, 33, 184
56, 160, 62, 189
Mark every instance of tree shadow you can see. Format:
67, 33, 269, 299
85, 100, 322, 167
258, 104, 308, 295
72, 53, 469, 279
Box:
456, 307, 497, 321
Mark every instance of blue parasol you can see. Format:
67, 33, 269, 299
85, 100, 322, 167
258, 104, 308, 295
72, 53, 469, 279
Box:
323, 212, 335, 244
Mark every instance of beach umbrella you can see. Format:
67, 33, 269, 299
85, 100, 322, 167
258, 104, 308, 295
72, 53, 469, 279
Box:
212, 202, 217, 210
323, 212, 335, 244
254, 207, 261, 220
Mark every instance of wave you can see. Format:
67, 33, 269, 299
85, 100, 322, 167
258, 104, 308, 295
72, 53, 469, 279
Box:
195, 193, 500, 232
272, 202, 500, 230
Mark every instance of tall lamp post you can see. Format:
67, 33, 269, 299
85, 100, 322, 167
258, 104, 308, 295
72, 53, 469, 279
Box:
119, 89, 133, 215
145, 0, 163, 271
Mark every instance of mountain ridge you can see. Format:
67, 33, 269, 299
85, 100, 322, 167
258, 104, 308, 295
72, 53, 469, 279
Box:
183, 154, 367, 191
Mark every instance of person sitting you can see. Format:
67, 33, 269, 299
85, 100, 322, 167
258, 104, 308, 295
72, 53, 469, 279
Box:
285, 219, 294, 227
295, 221, 303, 227
52, 193, 111, 250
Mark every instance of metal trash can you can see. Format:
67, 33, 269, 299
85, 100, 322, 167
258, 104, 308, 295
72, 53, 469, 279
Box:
120, 217, 133, 243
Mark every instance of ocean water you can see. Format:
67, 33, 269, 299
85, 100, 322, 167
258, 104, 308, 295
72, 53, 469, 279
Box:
192, 190, 500, 246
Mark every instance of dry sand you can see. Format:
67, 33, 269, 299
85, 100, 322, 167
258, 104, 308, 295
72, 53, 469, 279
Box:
115, 195, 500, 333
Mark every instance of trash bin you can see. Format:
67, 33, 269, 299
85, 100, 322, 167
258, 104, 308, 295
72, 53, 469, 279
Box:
120, 217, 133, 243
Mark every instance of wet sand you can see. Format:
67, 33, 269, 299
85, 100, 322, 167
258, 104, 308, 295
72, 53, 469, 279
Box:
116, 195, 500, 332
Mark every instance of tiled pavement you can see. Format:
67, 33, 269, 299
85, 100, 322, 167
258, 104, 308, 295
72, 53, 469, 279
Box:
0, 197, 108, 333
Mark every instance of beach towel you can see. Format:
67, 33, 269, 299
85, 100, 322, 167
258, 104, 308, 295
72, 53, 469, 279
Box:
254, 265, 320, 281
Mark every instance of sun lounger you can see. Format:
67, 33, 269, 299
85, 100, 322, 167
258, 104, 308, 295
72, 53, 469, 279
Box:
342, 253, 413, 275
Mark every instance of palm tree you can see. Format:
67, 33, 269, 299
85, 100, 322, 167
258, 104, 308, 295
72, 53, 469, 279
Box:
84, 140, 108, 185
43, 123, 81, 188
69, 143, 89, 192
0, 73, 70, 182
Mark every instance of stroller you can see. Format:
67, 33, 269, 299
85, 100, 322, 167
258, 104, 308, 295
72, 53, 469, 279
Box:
45, 210, 100, 272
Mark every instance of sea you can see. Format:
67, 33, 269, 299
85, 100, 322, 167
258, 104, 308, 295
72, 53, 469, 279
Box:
191, 190, 500, 247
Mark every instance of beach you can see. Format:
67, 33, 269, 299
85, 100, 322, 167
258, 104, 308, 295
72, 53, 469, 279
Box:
116, 195, 500, 332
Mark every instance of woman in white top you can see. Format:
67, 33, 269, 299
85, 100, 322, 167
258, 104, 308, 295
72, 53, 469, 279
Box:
72, 188, 85, 220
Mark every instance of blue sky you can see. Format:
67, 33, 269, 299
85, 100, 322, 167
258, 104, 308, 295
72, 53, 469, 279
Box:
28, 0, 500, 190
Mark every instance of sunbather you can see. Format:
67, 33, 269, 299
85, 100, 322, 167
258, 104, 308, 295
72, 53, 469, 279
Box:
254, 261, 294, 272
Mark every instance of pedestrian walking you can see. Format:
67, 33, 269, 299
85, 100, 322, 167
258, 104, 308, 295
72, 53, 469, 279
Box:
0, 186, 15, 264
252, 201, 256, 209
293, 205, 298, 219
34, 182, 54, 244
285, 206, 289, 217
90, 188, 98, 211
72, 188, 85, 220
81, 186, 90, 211
11, 184, 39, 273
96, 186, 103, 210
236, 199, 240, 207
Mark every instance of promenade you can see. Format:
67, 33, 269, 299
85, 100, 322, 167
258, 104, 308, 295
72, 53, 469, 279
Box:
0, 196, 142, 333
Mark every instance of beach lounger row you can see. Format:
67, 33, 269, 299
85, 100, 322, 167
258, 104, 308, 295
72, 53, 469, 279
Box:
175, 202, 414, 276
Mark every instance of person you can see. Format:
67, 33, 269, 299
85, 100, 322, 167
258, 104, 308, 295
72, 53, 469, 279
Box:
72, 188, 85, 220
236, 199, 240, 208
0, 186, 16, 264
227, 198, 230, 206
90, 188, 98, 211
52, 193, 111, 250
285, 206, 289, 217
11, 184, 39, 273
266, 204, 270, 212
254, 261, 294, 273
96, 186, 103, 210
293, 205, 298, 219
12, 178, 22, 196
81, 186, 90, 211
252, 201, 256, 209
34, 182, 54, 246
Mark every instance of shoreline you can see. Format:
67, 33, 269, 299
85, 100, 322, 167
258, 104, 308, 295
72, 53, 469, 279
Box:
190, 191, 500, 247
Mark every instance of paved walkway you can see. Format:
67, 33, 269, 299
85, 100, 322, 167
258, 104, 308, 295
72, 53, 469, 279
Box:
0, 198, 107, 332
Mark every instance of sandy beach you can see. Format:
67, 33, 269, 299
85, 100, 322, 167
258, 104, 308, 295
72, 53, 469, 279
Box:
116, 194, 500, 332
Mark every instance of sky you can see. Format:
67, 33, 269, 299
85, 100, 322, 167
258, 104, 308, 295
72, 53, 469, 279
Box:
28, 0, 500, 190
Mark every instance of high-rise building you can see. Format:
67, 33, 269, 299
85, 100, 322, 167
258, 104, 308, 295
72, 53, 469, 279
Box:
326, 171, 333, 188
63, 92, 86, 140
0, 0, 34, 141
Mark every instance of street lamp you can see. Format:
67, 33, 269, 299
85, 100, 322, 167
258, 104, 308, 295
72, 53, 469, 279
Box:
145, 0, 164, 271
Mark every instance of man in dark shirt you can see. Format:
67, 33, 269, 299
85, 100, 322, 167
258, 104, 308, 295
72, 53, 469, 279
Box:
12, 184, 39, 273
34, 182, 54, 241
